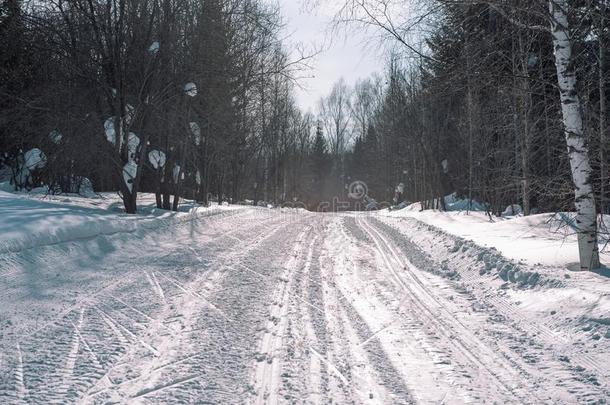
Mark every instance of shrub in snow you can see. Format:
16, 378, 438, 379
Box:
58, 175, 95, 196
29, 186, 50, 194
9, 148, 46, 190
148, 41, 160, 54
0, 181, 13, 192
148, 150, 166, 169
13, 166, 30, 189
24, 148, 47, 170
184, 82, 197, 97
366, 200, 379, 211
0, 164, 11, 183
77, 177, 95, 197
444, 193, 486, 211
49, 130, 63, 144
392, 201, 409, 210
502, 204, 523, 217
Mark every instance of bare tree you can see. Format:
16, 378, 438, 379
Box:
319, 78, 352, 157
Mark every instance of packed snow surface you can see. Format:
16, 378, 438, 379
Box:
0, 192, 608, 404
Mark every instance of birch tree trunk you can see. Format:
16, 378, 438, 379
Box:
550, 0, 601, 270
599, 1, 607, 214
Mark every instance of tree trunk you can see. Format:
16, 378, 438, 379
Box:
120, 180, 137, 214
550, 0, 600, 270
162, 177, 171, 210
155, 188, 162, 209
172, 193, 180, 211
466, 86, 475, 213
465, 35, 476, 214
600, 3, 608, 214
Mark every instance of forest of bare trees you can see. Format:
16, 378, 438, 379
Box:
0, 0, 320, 211
1, 0, 608, 270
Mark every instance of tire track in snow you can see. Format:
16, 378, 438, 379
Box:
357, 214, 556, 403
79, 211, 305, 403
1, 210, 285, 404
15, 343, 26, 402
70, 319, 102, 371
145, 271, 166, 303
372, 215, 610, 401
0, 209, 269, 345
309, 347, 348, 386
250, 225, 313, 404
358, 216, 521, 393
117, 214, 311, 403
328, 218, 420, 403
155, 272, 232, 322
96, 307, 159, 356
270, 227, 327, 404
57, 308, 86, 396
340, 216, 482, 401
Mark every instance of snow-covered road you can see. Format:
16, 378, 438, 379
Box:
1, 208, 608, 404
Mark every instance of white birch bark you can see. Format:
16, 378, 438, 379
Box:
599, 1, 608, 214
550, 0, 601, 270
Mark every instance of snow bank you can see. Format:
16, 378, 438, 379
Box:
371, 213, 610, 371
0, 191, 240, 253
381, 208, 610, 268
0, 191, 137, 253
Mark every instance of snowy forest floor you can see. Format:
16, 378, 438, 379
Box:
0, 191, 609, 404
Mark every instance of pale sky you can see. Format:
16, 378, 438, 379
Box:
278, 0, 384, 113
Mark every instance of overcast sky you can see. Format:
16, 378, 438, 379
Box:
278, 0, 384, 113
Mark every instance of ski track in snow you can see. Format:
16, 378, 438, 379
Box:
0, 208, 608, 404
